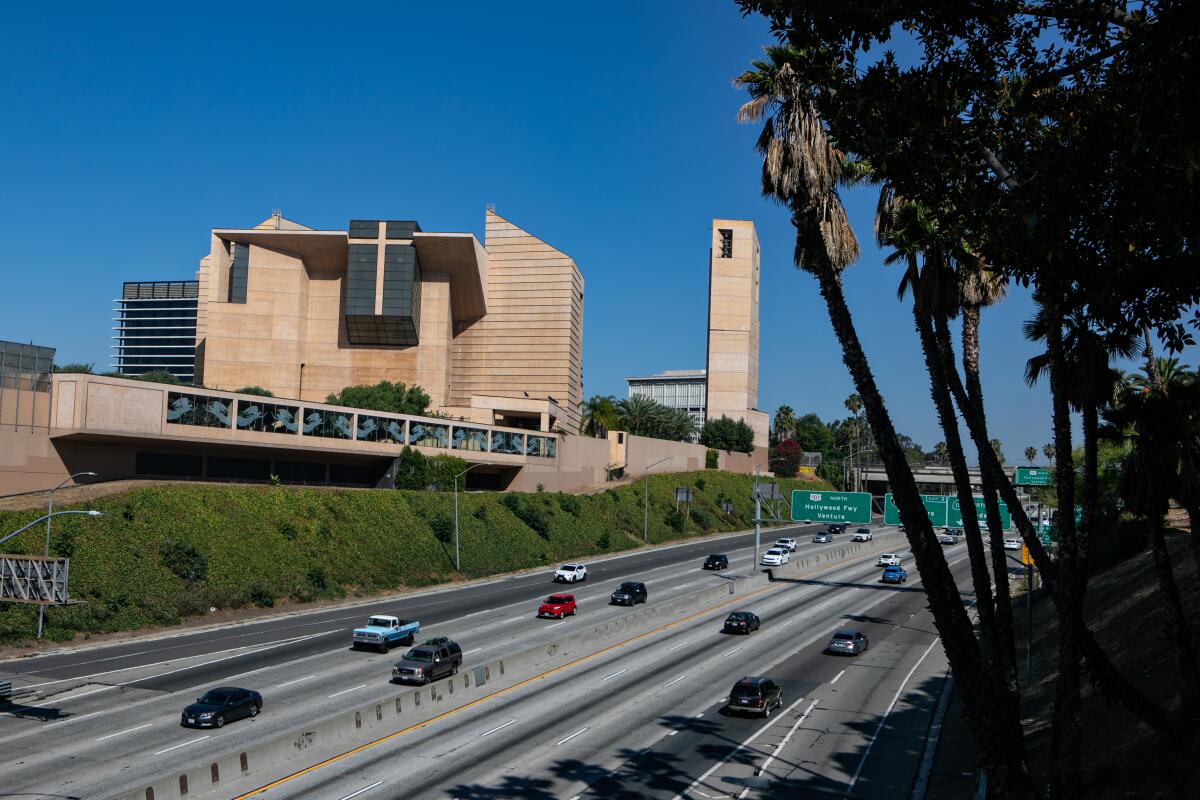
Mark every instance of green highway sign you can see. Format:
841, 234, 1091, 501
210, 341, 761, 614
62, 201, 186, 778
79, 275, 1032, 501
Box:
948, 496, 1012, 530
1014, 467, 1052, 486
883, 493, 948, 527
791, 490, 872, 524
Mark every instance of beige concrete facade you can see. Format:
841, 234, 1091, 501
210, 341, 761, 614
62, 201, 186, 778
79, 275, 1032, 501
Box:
193, 209, 582, 433
705, 220, 769, 448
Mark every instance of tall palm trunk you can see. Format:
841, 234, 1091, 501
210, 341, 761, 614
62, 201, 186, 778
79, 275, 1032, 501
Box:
1045, 306, 1084, 799
803, 239, 1036, 796
1146, 520, 1200, 713
1079, 402, 1100, 582
915, 310, 999, 657
939, 310, 1176, 735
954, 309, 1019, 686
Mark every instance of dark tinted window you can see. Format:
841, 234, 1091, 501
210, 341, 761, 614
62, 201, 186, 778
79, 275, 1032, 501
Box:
349, 220, 380, 238
833, 632, 855, 640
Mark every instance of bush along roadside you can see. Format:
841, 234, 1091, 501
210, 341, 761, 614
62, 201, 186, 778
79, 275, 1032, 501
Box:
0, 470, 827, 645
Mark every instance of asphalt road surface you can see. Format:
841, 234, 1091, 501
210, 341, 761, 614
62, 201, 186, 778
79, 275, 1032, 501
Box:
0, 521, 921, 798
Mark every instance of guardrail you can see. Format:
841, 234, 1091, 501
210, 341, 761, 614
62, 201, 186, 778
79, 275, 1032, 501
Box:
108, 530, 908, 800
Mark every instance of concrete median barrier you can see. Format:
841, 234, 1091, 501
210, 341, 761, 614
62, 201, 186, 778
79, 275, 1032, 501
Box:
107, 535, 897, 800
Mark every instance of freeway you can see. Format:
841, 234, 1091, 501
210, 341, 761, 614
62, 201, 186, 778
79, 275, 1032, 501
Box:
0, 521, 906, 798
213, 540, 975, 799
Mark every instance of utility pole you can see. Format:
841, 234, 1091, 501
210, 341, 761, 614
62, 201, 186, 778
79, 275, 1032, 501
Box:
643, 457, 675, 543
453, 464, 483, 571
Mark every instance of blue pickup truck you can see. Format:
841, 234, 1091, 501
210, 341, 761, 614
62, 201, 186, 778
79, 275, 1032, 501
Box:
351, 615, 420, 653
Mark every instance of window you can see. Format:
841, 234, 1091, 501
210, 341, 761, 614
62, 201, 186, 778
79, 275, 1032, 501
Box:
236, 401, 299, 434
357, 414, 406, 444
490, 430, 523, 455
526, 436, 557, 458
452, 426, 488, 452
228, 242, 249, 303
385, 220, 421, 239
301, 408, 353, 439
409, 421, 449, 449
166, 392, 232, 428
719, 228, 733, 258
348, 220, 381, 239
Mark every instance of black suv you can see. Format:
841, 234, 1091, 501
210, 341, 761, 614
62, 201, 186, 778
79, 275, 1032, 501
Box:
703, 554, 730, 570
727, 676, 783, 717
610, 581, 647, 606
391, 637, 463, 684
723, 611, 761, 635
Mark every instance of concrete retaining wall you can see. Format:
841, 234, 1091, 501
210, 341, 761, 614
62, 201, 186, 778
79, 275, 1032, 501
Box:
108, 534, 904, 800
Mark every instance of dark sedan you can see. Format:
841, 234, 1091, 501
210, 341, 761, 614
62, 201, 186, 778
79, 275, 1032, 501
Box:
610, 581, 647, 606
703, 554, 729, 570
723, 611, 761, 635
181, 687, 262, 728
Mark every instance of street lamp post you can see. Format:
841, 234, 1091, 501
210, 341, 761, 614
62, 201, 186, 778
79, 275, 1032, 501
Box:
642, 457, 675, 543
39, 472, 97, 638
1, 510, 103, 624
453, 464, 484, 571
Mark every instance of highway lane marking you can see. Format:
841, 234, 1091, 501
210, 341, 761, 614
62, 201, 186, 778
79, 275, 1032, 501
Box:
845, 636, 943, 794
95, 722, 152, 741
667, 641, 689, 653
780, 619, 797, 628
500, 616, 524, 624
336, 781, 383, 800
45, 709, 105, 727
721, 647, 741, 657
154, 735, 210, 755
669, 696, 809, 800
667, 583, 691, 591
830, 669, 845, 685
480, 719, 517, 737
737, 698, 820, 799
230, 549, 899, 799
555, 727, 589, 745
663, 675, 687, 689
601, 669, 627, 682
328, 684, 368, 699
463, 648, 483, 656
276, 674, 316, 688
20, 630, 338, 694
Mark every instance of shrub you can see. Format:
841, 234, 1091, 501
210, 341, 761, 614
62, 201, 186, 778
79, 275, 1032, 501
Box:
473, 505, 488, 521
325, 380, 430, 415
536, 483, 545, 493
316, 520, 333, 541
596, 530, 612, 550
699, 417, 754, 453
248, 583, 274, 608
502, 494, 551, 538
160, 539, 206, 582
306, 567, 328, 593
664, 508, 687, 532
556, 494, 582, 516
690, 509, 713, 530
705, 449, 719, 469
430, 515, 454, 545
394, 446, 430, 490
236, 386, 274, 397
694, 477, 706, 492
278, 521, 300, 541
427, 454, 468, 492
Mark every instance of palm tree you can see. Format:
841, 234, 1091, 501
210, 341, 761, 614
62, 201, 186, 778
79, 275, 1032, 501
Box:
1043, 443, 1055, 463
1025, 446, 1037, 465
1132, 356, 1186, 393
614, 395, 659, 437
734, 48, 1032, 793
932, 441, 949, 465
772, 405, 796, 442
580, 395, 619, 438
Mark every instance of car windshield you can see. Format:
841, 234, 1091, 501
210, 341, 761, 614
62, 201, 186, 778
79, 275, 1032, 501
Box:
708, 554, 724, 560
618, 583, 636, 591
881, 554, 895, 558
833, 632, 855, 640
766, 549, 781, 555
858, 528, 869, 533
404, 649, 433, 662
367, 617, 393, 627
729, 613, 750, 621
546, 595, 569, 604
199, 690, 232, 704
560, 565, 577, 571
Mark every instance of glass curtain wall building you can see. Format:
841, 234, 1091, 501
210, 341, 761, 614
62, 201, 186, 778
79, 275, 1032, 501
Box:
111, 281, 199, 382
625, 369, 707, 433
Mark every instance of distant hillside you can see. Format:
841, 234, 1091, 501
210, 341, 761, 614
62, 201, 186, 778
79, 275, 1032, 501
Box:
0, 471, 827, 645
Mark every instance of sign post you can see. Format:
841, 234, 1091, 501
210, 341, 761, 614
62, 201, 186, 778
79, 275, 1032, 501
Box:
790, 491, 872, 524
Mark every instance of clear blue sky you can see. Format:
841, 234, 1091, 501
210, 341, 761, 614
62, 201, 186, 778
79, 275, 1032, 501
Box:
1, 2, 1192, 465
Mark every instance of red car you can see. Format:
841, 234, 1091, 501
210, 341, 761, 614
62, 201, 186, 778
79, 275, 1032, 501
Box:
538, 593, 577, 619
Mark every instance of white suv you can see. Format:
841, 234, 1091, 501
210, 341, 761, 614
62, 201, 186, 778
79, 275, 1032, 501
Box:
877, 553, 901, 567
851, 528, 873, 542
774, 537, 798, 552
553, 564, 588, 583
760, 548, 790, 566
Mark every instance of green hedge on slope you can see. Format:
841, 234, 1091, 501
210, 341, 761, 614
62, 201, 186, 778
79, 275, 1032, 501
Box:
0, 471, 826, 645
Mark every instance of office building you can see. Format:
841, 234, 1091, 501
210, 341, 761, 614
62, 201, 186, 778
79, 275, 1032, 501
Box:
626, 369, 707, 429
111, 280, 199, 382
705, 219, 769, 448
194, 209, 582, 433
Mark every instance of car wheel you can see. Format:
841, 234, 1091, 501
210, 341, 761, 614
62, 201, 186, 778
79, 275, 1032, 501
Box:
249, 703, 259, 717
379, 640, 389, 654
215, 715, 225, 728
453, 663, 459, 675
763, 703, 771, 718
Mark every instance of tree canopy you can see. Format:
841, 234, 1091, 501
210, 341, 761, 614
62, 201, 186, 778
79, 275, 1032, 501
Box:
326, 380, 431, 416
